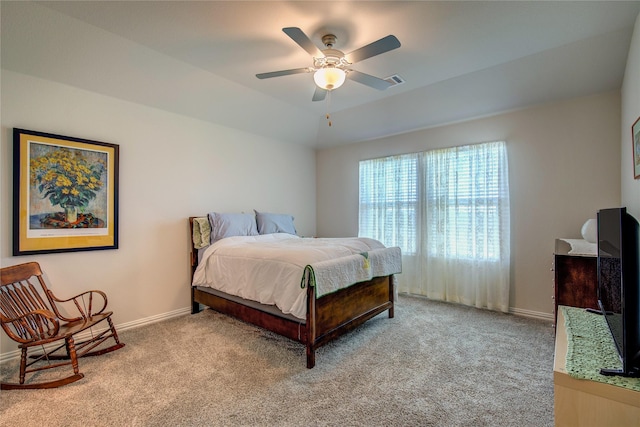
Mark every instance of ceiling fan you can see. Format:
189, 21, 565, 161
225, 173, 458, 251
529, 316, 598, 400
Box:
256, 27, 401, 102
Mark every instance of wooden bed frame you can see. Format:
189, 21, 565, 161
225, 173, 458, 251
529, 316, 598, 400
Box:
189, 217, 395, 368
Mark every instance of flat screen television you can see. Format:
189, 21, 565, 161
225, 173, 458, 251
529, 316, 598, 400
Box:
597, 207, 640, 377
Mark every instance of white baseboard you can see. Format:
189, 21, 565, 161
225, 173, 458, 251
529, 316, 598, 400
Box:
509, 306, 554, 322
0, 306, 192, 364
116, 306, 192, 332
399, 292, 554, 322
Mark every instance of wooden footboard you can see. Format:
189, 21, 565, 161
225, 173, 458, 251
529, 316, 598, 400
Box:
305, 274, 394, 368
192, 275, 394, 368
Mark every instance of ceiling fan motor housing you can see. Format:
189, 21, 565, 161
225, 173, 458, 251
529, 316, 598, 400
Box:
314, 34, 350, 70
314, 49, 350, 70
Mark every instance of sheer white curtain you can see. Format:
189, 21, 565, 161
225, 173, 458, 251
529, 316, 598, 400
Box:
359, 141, 510, 312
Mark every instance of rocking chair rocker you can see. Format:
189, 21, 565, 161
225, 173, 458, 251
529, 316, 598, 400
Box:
0, 261, 125, 390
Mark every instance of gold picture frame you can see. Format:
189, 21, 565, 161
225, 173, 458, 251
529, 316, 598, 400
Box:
633, 116, 640, 180
13, 128, 119, 255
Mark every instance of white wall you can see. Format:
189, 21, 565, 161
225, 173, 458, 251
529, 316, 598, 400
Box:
317, 91, 621, 317
621, 12, 640, 216
0, 71, 316, 357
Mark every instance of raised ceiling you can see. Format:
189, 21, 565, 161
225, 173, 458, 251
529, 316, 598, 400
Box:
2, 1, 640, 148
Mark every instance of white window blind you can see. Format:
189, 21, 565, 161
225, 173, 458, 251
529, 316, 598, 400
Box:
359, 153, 418, 254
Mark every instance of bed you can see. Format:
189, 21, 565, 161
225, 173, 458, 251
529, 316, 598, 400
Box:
189, 212, 402, 368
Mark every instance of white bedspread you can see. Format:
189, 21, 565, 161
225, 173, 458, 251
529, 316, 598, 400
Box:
192, 233, 402, 320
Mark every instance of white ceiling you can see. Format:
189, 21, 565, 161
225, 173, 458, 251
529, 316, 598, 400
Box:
2, 1, 640, 148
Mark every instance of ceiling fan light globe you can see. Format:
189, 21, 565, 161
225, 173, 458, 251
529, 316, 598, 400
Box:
314, 67, 346, 91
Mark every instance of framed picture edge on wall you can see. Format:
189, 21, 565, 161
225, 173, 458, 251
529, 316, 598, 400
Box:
633, 116, 640, 180
13, 128, 119, 255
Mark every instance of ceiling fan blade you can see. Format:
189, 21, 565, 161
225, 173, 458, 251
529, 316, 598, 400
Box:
283, 27, 324, 57
347, 70, 393, 90
312, 87, 327, 102
344, 35, 401, 64
256, 67, 310, 79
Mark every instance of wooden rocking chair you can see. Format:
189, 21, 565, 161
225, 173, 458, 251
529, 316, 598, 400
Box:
0, 261, 125, 390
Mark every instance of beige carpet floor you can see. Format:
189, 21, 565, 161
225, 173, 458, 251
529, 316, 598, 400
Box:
0, 295, 555, 426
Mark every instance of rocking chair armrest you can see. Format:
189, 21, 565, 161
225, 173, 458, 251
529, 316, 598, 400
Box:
0, 309, 60, 343
47, 289, 109, 320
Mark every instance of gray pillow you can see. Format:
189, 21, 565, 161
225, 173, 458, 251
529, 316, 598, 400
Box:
254, 210, 296, 235
208, 212, 258, 243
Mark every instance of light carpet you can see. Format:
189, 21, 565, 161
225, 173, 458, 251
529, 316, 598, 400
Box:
0, 295, 555, 426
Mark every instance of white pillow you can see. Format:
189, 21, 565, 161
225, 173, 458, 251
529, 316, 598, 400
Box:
208, 212, 258, 243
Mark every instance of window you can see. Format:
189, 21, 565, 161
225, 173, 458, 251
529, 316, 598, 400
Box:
359, 141, 510, 311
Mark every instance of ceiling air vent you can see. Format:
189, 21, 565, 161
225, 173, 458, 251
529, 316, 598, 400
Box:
384, 74, 405, 87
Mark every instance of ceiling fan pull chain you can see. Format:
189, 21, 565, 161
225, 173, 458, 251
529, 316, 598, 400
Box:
326, 91, 332, 127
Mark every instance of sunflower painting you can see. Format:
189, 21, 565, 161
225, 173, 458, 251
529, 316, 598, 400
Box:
29, 143, 108, 229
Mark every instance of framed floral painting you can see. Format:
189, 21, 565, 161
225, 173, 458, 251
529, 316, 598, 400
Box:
633, 116, 640, 179
13, 128, 119, 255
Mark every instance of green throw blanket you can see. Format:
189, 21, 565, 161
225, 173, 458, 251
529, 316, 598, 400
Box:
562, 306, 640, 392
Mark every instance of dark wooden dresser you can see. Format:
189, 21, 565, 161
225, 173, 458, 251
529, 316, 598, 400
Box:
553, 239, 599, 324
